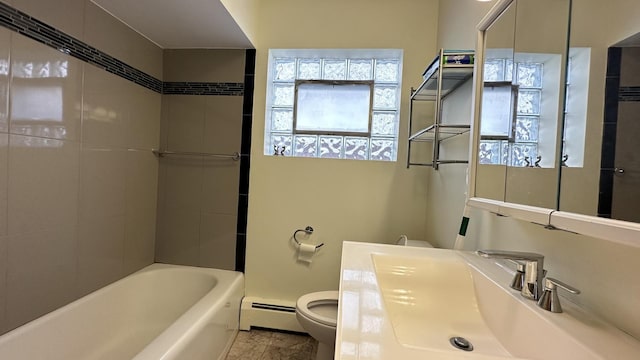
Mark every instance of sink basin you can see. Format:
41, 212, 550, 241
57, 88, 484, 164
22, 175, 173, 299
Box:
365, 247, 640, 360
371, 251, 511, 357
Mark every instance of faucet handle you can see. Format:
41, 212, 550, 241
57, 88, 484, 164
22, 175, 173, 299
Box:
537, 277, 581, 313
507, 260, 525, 291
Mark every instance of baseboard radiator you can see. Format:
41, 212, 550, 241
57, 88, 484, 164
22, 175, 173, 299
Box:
240, 297, 305, 332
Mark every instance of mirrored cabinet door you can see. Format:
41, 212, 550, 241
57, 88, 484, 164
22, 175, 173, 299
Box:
503, 0, 571, 209
559, 4, 640, 224
475, 1, 516, 201
475, 0, 571, 209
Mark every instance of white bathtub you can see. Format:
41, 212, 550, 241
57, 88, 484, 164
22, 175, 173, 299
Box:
0, 263, 244, 360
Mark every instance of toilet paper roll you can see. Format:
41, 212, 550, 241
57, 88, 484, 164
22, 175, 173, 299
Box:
297, 243, 317, 264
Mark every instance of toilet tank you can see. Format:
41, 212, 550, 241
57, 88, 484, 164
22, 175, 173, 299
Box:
396, 235, 434, 248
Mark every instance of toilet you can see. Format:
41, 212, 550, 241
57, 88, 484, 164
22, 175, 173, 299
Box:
296, 290, 339, 360
296, 238, 429, 360
396, 234, 434, 248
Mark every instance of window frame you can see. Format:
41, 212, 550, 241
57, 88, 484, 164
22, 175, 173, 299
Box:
292, 79, 375, 137
480, 81, 519, 141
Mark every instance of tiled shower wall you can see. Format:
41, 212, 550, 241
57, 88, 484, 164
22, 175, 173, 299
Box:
0, 0, 253, 335
155, 50, 246, 270
599, 46, 640, 221
0, 0, 162, 334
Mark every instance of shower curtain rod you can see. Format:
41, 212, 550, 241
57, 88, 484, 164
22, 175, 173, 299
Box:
152, 149, 241, 161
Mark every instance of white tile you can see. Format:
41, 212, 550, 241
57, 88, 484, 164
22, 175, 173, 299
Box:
7, 135, 79, 236
13, 0, 85, 40
5, 226, 77, 331
0, 28, 10, 134
163, 49, 245, 83
126, 86, 161, 150
82, 65, 128, 149
83, 2, 162, 79
201, 161, 240, 215
0, 133, 7, 237
160, 96, 171, 150
78, 148, 126, 219
199, 212, 237, 270
124, 150, 158, 274
77, 215, 125, 296
163, 157, 204, 211
0, 235, 6, 334
202, 96, 243, 154
165, 95, 206, 153
155, 207, 200, 266
620, 47, 640, 87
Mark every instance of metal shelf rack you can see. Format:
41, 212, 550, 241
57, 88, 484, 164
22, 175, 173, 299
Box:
406, 49, 474, 169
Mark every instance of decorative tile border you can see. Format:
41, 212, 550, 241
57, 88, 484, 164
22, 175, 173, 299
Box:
0, 2, 244, 96
0, 2, 163, 92
619, 86, 640, 101
163, 82, 244, 96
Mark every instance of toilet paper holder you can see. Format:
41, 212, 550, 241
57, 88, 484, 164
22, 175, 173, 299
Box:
293, 226, 324, 249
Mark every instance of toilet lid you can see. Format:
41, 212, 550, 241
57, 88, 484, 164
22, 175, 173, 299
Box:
296, 291, 339, 327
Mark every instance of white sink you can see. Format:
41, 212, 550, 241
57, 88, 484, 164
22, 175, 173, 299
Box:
371, 251, 512, 357
347, 245, 640, 360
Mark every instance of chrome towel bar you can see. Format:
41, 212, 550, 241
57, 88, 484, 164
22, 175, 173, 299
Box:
152, 149, 240, 161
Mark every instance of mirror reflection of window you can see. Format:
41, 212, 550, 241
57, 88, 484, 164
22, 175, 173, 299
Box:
10, 60, 69, 142
480, 52, 562, 168
561, 48, 591, 168
12, 85, 63, 122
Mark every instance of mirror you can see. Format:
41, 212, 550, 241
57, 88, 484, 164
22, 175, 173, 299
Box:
474, 1, 515, 201
475, 0, 571, 209
559, 2, 640, 223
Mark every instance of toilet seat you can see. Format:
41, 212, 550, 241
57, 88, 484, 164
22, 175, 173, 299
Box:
296, 291, 339, 327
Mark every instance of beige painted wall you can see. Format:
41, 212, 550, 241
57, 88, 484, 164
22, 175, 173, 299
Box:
432, 0, 640, 340
0, 0, 162, 334
244, 0, 437, 304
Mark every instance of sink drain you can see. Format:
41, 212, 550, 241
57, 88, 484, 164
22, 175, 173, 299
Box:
449, 337, 474, 351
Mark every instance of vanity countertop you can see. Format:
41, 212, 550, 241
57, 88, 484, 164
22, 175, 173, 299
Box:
335, 241, 640, 360
335, 241, 519, 360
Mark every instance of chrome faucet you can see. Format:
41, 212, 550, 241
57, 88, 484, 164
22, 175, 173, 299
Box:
537, 277, 581, 313
476, 250, 545, 300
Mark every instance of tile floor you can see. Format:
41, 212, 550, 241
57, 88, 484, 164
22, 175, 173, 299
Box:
225, 328, 318, 360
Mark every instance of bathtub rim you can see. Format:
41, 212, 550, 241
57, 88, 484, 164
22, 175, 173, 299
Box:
0, 262, 245, 360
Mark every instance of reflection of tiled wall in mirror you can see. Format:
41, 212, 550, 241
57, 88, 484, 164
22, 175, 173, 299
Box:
599, 47, 640, 222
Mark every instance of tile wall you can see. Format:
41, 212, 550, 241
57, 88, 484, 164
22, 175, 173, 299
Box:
0, 0, 162, 334
598, 47, 621, 218
155, 49, 249, 271
599, 46, 640, 222
0, 0, 254, 335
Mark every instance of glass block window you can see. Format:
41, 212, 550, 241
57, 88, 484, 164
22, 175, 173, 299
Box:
480, 59, 543, 167
265, 49, 403, 161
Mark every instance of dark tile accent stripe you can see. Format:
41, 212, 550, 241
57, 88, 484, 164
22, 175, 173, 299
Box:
236, 49, 255, 273
606, 47, 622, 77
163, 82, 244, 96
0, 2, 246, 96
598, 47, 621, 217
619, 86, 640, 101
0, 2, 163, 93
597, 169, 614, 217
